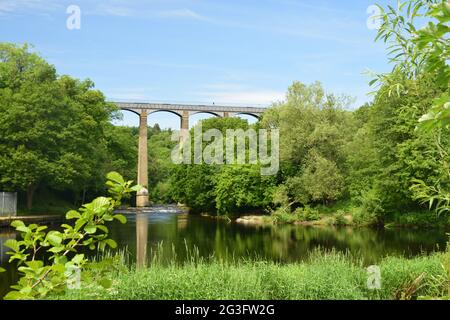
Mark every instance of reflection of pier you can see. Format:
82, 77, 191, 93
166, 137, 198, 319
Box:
136, 215, 148, 268
177, 214, 189, 231
0, 233, 15, 264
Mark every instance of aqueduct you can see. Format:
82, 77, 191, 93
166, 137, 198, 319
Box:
114, 102, 267, 207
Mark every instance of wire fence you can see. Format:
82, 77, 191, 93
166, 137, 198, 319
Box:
0, 192, 17, 217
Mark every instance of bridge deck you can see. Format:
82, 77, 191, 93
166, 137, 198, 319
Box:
114, 102, 267, 114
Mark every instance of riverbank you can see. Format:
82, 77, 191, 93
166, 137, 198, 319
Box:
0, 215, 63, 227
56, 250, 450, 300
234, 205, 450, 229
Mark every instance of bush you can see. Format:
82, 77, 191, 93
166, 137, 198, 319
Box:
295, 206, 320, 222
334, 210, 347, 226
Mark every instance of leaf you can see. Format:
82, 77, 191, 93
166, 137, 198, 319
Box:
3, 291, 28, 300
72, 254, 85, 265
66, 210, 81, 220
16, 225, 30, 233
105, 239, 117, 249
106, 172, 125, 185
97, 225, 109, 233
84, 225, 97, 234
47, 232, 63, 246
0, 267, 6, 273
4, 239, 20, 252
91, 197, 110, 211
10, 220, 25, 228
48, 246, 65, 253
113, 214, 127, 224
25, 260, 44, 270
130, 185, 143, 192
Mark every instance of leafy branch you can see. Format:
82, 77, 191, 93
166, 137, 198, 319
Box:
0, 172, 141, 300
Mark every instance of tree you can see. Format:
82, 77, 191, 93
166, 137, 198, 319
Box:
373, 0, 450, 215
0, 43, 116, 209
260, 81, 355, 209
215, 165, 276, 215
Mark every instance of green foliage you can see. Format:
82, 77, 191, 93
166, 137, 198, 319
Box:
2, 172, 139, 300
261, 81, 355, 210
373, 0, 450, 218
148, 127, 177, 203
294, 206, 320, 222
215, 165, 276, 215
0, 43, 118, 209
334, 210, 348, 226
169, 117, 272, 215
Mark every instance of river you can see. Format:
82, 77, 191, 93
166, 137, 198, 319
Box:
0, 206, 448, 298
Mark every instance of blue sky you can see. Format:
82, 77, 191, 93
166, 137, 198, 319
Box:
0, 0, 395, 128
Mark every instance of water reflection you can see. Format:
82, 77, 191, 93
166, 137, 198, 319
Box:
0, 232, 14, 265
0, 231, 17, 299
136, 214, 148, 268
110, 211, 448, 268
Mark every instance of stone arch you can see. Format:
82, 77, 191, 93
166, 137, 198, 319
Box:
190, 111, 222, 118
235, 112, 260, 120
148, 109, 183, 118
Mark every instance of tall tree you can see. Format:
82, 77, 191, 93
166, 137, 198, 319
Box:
0, 43, 116, 209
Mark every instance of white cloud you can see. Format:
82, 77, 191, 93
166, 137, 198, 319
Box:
95, 4, 134, 17
158, 8, 210, 22
0, 0, 61, 14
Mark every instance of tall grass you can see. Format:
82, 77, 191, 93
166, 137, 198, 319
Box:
58, 246, 450, 300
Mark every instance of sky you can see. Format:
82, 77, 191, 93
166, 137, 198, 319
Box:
0, 0, 396, 128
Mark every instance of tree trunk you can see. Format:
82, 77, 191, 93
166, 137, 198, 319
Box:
27, 184, 37, 210
81, 188, 86, 205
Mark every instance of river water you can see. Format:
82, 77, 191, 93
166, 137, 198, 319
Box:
0, 206, 448, 298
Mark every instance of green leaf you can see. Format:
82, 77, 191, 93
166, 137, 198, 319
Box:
91, 197, 110, 211
3, 291, 28, 300
16, 225, 30, 233
47, 232, 63, 246
25, 260, 44, 270
97, 225, 109, 233
130, 185, 143, 192
66, 210, 81, 220
4, 239, 20, 252
48, 246, 65, 253
106, 172, 125, 185
84, 225, 97, 234
105, 239, 117, 249
0, 267, 6, 273
10, 220, 25, 228
113, 214, 127, 224
72, 254, 85, 265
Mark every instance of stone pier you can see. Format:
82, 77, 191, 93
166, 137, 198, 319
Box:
136, 110, 149, 207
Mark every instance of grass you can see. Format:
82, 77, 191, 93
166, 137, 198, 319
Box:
56, 249, 450, 300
